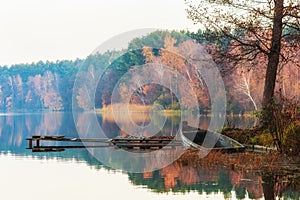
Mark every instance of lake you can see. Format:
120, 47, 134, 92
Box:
0, 112, 299, 200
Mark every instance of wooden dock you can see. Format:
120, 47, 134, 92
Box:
26, 128, 246, 153
26, 135, 181, 152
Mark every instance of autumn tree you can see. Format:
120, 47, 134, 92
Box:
141, 35, 211, 111
185, 0, 300, 125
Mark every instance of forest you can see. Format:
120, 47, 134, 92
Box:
0, 30, 299, 113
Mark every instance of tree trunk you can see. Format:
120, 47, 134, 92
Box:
262, 175, 275, 200
261, 0, 284, 126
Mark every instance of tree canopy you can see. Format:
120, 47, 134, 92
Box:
185, 0, 300, 125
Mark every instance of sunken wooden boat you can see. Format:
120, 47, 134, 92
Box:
181, 124, 246, 153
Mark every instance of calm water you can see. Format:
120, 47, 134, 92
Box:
0, 112, 299, 200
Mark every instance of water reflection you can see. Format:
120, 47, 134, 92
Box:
129, 157, 300, 199
0, 112, 298, 199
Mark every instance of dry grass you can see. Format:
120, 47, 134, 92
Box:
95, 104, 151, 123
178, 149, 297, 173
97, 104, 152, 113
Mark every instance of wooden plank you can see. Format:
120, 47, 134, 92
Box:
32, 148, 65, 152
28, 140, 32, 149
36, 140, 40, 147
114, 142, 182, 148
29, 145, 115, 152
26, 137, 109, 143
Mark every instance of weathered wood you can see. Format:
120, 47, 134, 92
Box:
28, 139, 32, 149
27, 136, 109, 143
36, 140, 40, 147
30, 145, 114, 152
114, 142, 181, 148
26, 135, 180, 152
244, 144, 277, 153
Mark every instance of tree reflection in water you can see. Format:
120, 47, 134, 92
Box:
0, 112, 299, 199
129, 154, 300, 199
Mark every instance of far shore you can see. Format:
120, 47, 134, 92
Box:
94, 104, 257, 117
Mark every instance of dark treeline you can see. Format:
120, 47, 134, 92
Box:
0, 30, 299, 113
0, 59, 82, 111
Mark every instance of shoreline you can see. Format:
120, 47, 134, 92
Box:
180, 149, 300, 182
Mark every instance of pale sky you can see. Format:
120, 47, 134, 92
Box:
0, 0, 199, 66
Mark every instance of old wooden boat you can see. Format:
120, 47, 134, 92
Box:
181, 124, 245, 152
